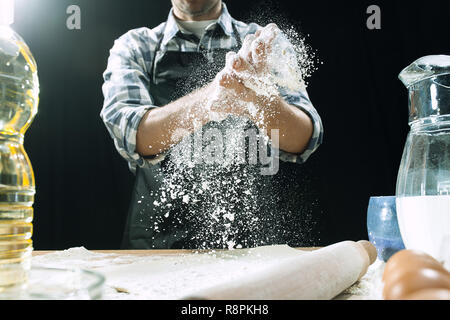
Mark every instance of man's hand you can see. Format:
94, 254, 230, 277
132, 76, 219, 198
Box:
209, 23, 281, 117
205, 23, 314, 155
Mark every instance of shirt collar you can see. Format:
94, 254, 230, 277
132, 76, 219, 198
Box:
216, 3, 234, 36
161, 2, 234, 47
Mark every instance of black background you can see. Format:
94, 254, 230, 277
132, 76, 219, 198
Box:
11, 0, 449, 249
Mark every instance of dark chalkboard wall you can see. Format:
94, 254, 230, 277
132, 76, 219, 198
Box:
12, 0, 450, 249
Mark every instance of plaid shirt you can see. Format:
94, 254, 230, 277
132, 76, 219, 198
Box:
101, 3, 323, 173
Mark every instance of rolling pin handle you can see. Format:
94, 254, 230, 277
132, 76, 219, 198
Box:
357, 240, 377, 265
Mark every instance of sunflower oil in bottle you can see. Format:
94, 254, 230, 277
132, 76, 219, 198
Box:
0, 0, 39, 291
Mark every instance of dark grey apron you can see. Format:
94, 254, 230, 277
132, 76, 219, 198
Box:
122, 23, 315, 249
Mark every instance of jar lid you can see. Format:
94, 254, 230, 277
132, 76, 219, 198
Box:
399, 55, 450, 88
400, 55, 450, 123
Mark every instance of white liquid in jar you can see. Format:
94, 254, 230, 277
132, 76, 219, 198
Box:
396, 195, 450, 260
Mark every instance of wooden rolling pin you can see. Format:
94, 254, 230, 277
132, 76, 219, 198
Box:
185, 240, 377, 300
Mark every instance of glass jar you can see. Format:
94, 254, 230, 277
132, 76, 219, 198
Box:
396, 55, 450, 260
367, 196, 405, 262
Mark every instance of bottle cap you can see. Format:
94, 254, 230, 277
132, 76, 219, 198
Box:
0, 0, 14, 25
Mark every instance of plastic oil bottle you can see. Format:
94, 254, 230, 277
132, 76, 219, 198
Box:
0, 0, 39, 291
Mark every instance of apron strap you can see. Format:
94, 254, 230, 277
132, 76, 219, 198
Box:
151, 24, 167, 85
232, 22, 243, 48
151, 20, 243, 84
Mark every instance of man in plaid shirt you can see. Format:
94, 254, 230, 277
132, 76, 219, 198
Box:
101, 0, 323, 249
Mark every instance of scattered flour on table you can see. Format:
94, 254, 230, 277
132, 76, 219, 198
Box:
32, 246, 304, 300
32, 247, 384, 300
340, 259, 385, 300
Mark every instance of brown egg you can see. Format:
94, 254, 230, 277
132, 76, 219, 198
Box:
382, 250, 446, 284
403, 288, 450, 300
383, 267, 450, 300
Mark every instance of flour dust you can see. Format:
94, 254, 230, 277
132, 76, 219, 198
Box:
144, 14, 320, 250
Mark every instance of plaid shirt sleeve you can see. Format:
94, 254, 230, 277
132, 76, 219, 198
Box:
277, 86, 324, 164
101, 30, 158, 172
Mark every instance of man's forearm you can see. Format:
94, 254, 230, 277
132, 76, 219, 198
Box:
251, 95, 313, 154
136, 84, 213, 156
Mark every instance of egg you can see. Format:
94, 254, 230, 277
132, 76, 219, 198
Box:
403, 288, 450, 300
383, 267, 450, 300
382, 249, 446, 284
